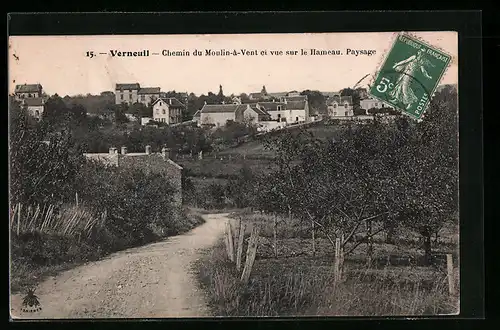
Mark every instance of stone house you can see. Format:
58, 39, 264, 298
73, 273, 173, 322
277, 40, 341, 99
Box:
257, 95, 310, 123
360, 96, 393, 111
21, 97, 45, 121
152, 97, 186, 124
198, 103, 272, 127
327, 95, 354, 117
83, 146, 183, 208
14, 83, 43, 101
115, 83, 161, 106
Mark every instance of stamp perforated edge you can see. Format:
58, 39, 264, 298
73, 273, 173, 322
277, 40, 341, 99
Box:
368, 31, 455, 122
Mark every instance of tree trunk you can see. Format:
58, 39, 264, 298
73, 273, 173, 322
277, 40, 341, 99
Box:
423, 233, 432, 266
386, 223, 395, 244
311, 219, 316, 258
366, 219, 373, 267
273, 213, 278, 258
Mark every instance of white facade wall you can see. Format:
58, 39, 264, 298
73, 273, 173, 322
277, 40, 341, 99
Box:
328, 102, 353, 117
138, 93, 160, 106
116, 89, 139, 104
141, 117, 153, 126
27, 105, 44, 120
360, 98, 392, 110
200, 112, 235, 127
243, 108, 260, 123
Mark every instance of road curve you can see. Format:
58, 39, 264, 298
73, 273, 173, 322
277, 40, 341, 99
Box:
10, 213, 229, 319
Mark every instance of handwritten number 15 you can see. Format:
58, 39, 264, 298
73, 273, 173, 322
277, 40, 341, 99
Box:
86, 51, 95, 58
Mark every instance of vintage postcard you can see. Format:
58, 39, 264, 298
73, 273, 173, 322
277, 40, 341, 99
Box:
9, 31, 459, 319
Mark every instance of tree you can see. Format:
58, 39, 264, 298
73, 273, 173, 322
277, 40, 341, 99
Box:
392, 87, 458, 265
300, 90, 327, 114
340, 87, 361, 109
353, 108, 366, 116
239, 93, 250, 103
113, 103, 129, 124
42, 94, 71, 127
10, 101, 84, 206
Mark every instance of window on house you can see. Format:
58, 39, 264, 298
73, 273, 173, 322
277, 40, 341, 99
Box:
334, 112, 337, 116
296, 117, 299, 122
375, 103, 379, 107
129, 94, 132, 100
159, 101, 162, 106
120, 94, 124, 100
141, 95, 145, 101
345, 111, 348, 116
162, 109, 166, 114
344, 103, 348, 108
156, 109, 159, 115
333, 104, 337, 108
277, 105, 282, 110
35, 110, 40, 116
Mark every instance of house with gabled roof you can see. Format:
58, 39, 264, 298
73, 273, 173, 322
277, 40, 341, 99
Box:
115, 83, 161, 106
15, 83, 43, 101
326, 95, 354, 117
257, 96, 309, 123
198, 102, 272, 127
152, 97, 186, 124
21, 97, 46, 121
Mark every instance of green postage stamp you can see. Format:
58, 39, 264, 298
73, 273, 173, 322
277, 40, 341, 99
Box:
369, 33, 452, 119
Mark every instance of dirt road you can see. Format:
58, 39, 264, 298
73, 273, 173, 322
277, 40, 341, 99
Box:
10, 213, 229, 319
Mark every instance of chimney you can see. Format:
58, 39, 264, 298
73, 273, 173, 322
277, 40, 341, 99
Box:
161, 147, 170, 159
121, 146, 127, 155
204, 101, 207, 105
145, 145, 151, 155
169, 98, 172, 105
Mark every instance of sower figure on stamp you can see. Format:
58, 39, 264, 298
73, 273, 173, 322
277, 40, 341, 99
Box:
389, 48, 435, 109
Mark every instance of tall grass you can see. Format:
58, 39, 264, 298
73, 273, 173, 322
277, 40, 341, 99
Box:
196, 242, 458, 317
10, 202, 105, 239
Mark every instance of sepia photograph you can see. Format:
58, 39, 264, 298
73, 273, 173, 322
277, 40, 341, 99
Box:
9, 31, 459, 318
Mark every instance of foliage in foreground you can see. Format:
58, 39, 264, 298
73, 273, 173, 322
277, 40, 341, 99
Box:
196, 241, 458, 317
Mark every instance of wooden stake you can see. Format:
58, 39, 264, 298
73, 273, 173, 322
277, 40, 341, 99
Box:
17, 203, 22, 236
241, 224, 260, 285
226, 221, 235, 262
236, 218, 245, 271
273, 213, 278, 258
334, 237, 341, 283
312, 219, 316, 257
224, 225, 231, 260
340, 234, 345, 281
76, 192, 79, 207
446, 254, 456, 296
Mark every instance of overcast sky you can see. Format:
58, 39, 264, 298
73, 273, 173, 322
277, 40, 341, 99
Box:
9, 32, 457, 97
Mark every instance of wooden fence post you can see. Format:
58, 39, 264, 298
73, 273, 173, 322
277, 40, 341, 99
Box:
17, 202, 22, 236
334, 237, 341, 283
241, 224, 260, 285
311, 220, 316, 257
226, 221, 235, 262
446, 254, 456, 296
75, 192, 79, 207
340, 234, 345, 281
273, 213, 278, 258
224, 225, 231, 260
236, 218, 246, 271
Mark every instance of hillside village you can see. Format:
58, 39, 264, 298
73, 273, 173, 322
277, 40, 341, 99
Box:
13, 82, 399, 131
10, 79, 459, 318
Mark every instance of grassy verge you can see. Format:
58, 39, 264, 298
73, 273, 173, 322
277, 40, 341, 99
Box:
195, 214, 459, 317
10, 207, 205, 294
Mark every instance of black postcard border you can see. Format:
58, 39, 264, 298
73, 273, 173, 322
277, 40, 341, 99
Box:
6, 10, 484, 327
